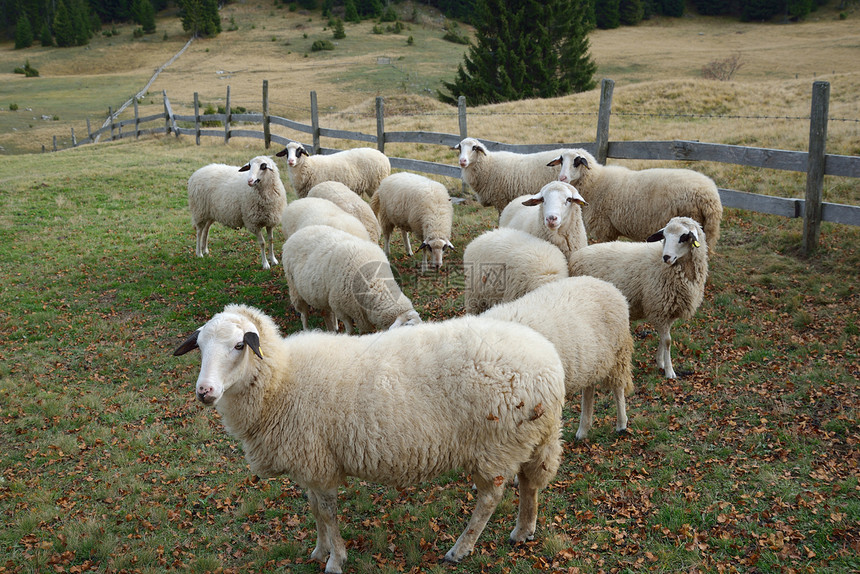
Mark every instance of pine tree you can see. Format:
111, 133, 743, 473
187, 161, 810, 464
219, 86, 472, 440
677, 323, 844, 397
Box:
40, 22, 53, 46
332, 18, 345, 39
14, 13, 34, 49
53, 0, 76, 47
439, 0, 596, 106
595, 0, 621, 28
132, 0, 157, 33
181, 0, 220, 38
619, 0, 644, 24
344, 0, 360, 23
71, 0, 91, 46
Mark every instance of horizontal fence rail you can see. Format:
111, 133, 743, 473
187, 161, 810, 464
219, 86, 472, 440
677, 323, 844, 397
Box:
50, 79, 860, 254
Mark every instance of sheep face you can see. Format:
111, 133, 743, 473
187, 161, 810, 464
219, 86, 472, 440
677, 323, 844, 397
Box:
389, 309, 422, 330
522, 182, 587, 231
453, 137, 485, 168
419, 238, 455, 270
646, 217, 704, 265
238, 157, 275, 187
275, 142, 308, 168
547, 149, 593, 185
173, 311, 263, 406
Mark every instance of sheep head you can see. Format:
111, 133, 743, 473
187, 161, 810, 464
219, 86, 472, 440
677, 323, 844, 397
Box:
239, 156, 276, 187
547, 149, 594, 184
521, 181, 587, 231
275, 142, 309, 167
418, 238, 455, 269
646, 217, 705, 265
173, 308, 264, 406
454, 137, 486, 169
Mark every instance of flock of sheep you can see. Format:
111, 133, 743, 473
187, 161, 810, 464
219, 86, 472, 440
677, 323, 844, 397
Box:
175, 138, 723, 573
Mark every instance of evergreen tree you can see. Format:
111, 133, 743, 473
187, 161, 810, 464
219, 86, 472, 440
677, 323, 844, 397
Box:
595, 0, 620, 28
439, 0, 596, 106
132, 0, 157, 33
180, 0, 221, 37
619, 0, 644, 24
71, 0, 90, 46
40, 21, 53, 46
332, 17, 345, 39
344, 0, 360, 23
14, 13, 34, 48
53, 0, 76, 46
658, 0, 685, 16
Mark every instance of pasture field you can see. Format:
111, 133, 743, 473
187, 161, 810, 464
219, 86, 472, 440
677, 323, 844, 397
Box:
0, 2, 859, 573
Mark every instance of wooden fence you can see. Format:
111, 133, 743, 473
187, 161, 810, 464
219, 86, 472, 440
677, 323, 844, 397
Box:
55, 79, 860, 255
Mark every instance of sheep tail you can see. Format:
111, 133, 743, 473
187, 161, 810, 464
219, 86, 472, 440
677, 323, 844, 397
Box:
518, 424, 562, 491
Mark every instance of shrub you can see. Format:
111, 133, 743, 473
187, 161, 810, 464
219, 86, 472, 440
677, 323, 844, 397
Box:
133, 27, 144, 38
442, 23, 469, 44
702, 53, 744, 81
311, 39, 334, 51
10, 103, 19, 111
379, 6, 397, 22
13, 61, 39, 77
407, 35, 413, 45
332, 18, 345, 39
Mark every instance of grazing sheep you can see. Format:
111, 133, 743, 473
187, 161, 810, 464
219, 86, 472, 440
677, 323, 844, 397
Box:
282, 225, 421, 333
482, 276, 634, 440
463, 228, 569, 314
187, 155, 287, 269
499, 181, 589, 261
275, 141, 390, 199
307, 181, 381, 242
369, 172, 454, 272
173, 304, 565, 573
548, 149, 723, 252
568, 217, 709, 379
280, 197, 371, 242
453, 137, 564, 213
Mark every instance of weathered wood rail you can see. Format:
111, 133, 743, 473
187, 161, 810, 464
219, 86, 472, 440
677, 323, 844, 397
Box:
55, 79, 860, 254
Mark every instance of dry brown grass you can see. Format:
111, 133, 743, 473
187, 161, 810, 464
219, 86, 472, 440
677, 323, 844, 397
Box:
0, 0, 858, 205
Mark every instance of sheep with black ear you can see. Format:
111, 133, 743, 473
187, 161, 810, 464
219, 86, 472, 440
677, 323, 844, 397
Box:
173, 304, 565, 573
187, 155, 287, 269
307, 181, 381, 243
499, 181, 589, 261
481, 276, 634, 440
369, 172, 454, 272
568, 216, 709, 379
463, 227, 569, 314
548, 149, 723, 252
453, 137, 565, 214
275, 141, 390, 199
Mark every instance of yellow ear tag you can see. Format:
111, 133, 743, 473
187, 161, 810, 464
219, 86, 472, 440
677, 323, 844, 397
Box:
693, 240, 701, 248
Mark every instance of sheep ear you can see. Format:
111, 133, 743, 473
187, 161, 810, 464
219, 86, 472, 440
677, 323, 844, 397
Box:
445, 240, 455, 251
275, 147, 288, 157
173, 330, 200, 356
522, 197, 544, 206
475, 144, 487, 155
687, 230, 701, 248
298, 147, 309, 157
546, 156, 562, 167
244, 332, 264, 360
450, 143, 461, 151
573, 156, 589, 169
238, 164, 251, 172
646, 230, 665, 243
260, 163, 268, 171
418, 241, 429, 252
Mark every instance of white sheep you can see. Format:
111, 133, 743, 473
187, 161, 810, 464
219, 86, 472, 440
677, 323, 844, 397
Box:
187, 155, 287, 270
280, 197, 371, 242
275, 141, 390, 199
499, 181, 589, 261
369, 172, 454, 272
173, 304, 565, 573
482, 276, 634, 440
282, 225, 421, 333
568, 217, 709, 379
453, 137, 565, 213
307, 181, 381, 243
548, 149, 723, 252
463, 227, 569, 314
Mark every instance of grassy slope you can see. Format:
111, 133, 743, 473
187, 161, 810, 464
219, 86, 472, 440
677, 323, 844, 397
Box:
0, 2, 858, 573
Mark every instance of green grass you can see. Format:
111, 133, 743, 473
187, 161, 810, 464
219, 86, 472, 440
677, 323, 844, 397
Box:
0, 138, 857, 573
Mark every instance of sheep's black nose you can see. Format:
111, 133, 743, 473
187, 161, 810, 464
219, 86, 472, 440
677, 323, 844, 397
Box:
663, 255, 671, 263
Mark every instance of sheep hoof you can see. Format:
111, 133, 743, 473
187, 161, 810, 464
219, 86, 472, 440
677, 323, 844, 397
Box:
441, 551, 462, 564
616, 428, 629, 436
674, 369, 693, 378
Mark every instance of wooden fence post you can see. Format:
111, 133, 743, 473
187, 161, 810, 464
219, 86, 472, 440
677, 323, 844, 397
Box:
458, 95, 468, 195
310, 91, 320, 154
224, 86, 231, 144
194, 92, 201, 145
109, 107, 115, 140
71, 128, 76, 147
53, 135, 57, 152
86, 118, 92, 141
802, 80, 830, 256
163, 93, 169, 135
263, 80, 270, 149
134, 98, 140, 139
596, 78, 614, 163
376, 97, 385, 153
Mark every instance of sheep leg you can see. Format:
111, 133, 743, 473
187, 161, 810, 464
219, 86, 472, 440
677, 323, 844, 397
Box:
612, 384, 629, 434
575, 386, 596, 441
253, 229, 271, 270
444, 476, 504, 563
656, 321, 676, 379
196, 221, 213, 257
322, 311, 338, 332
401, 230, 413, 256
341, 316, 354, 334
382, 232, 392, 257
510, 471, 539, 543
306, 489, 347, 574
421, 250, 428, 273
266, 226, 278, 267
